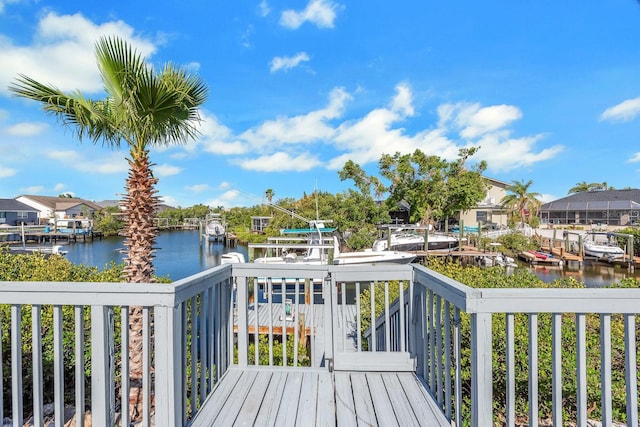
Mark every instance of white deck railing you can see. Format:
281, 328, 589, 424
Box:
1, 263, 639, 426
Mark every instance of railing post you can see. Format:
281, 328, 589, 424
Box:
471, 312, 492, 427
91, 305, 115, 427
154, 305, 184, 426
237, 276, 249, 367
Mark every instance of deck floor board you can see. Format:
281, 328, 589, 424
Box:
191, 367, 450, 426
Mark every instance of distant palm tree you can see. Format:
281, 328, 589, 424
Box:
501, 179, 541, 227
568, 181, 590, 194
264, 188, 275, 215
10, 36, 207, 421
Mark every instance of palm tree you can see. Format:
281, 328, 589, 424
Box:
568, 181, 590, 194
10, 36, 207, 420
264, 188, 275, 215
501, 179, 541, 227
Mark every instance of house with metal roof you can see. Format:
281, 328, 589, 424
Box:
540, 189, 640, 226
0, 198, 39, 226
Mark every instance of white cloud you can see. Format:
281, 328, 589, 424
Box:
47, 150, 128, 174
438, 103, 523, 139
53, 183, 66, 192
0, 165, 17, 178
600, 97, 640, 122
21, 185, 44, 194
219, 181, 231, 190
186, 184, 209, 193
5, 122, 48, 136
199, 113, 249, 155
280, 0, 341, 29
197, 83, 560, 174
258, 0, 271, 17
0, 12, 157, 96
270, 52, 311, 73
155, 164, 182, 177
206, 190, 241, 208
628, 152, 640, 163
0, 0, 21, 14
236, 152, 322, 172
390, 82, 414, 117
240, 86, 350, 149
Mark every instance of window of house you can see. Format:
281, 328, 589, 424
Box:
17, 211, 28, 219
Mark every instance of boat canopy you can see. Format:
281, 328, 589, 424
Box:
280, 227, 336, 234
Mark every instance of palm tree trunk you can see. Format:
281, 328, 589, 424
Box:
122, 150, 159, 421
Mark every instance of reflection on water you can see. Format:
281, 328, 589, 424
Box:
526, 260, 640, 288
64, 230, 248, 281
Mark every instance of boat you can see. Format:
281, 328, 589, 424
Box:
204, 214, 226, 242
234, 222, 416, 266
8, 244, 68, 256
332, 238, 416, 265
583, 240, 625, 261
372, 229, 459, 252
221, 252, 246, 264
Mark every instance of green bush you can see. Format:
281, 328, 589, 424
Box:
426, 259, 635, 424
0, 248, 167, 418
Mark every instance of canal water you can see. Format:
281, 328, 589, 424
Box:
63, 229, 248, 280
61, 229, 639, 286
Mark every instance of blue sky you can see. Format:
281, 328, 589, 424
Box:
1, 1, 640, 208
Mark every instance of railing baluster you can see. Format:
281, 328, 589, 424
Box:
624, 314, 638, 426
600, 314, 612, 427
0, 309, 3, 423
294, 278, 300, 367
399, 280, 405, 353
282, 276, 287, 366
551, 313, 562, 426
444, 300, 452, 420
32, 305, 43, 426
207, 287, 214, 393
506, 313, 515, 426
181, 301, 188, 426
53, 306, 64, 427
471, 312, 492, 427
199, 292, 207, 401
236, 276, 249, 368
453, 307, 461, 427
528, 313, 538, 427
91, 305, 115, 426
11, 305, 23, 426
190, 296, 197, 415
75, 306, 85, 427
370, 281, 376, 352
253, 278, 259, 365
576, 313, 587, 427
268, 277, 274, 366
356, 282, 361, 352
435, 295, 443, 406
384, 281, 390, 352
121, 307, 130, 427
429, 290, 435, 391
142, 307, 151, 427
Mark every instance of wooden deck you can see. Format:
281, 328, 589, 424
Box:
190, 367, 450, 426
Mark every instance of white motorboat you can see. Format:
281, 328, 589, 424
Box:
205, 214, 226, 242
8, 244, 68, 256
235, 223, 416, 266
583, 240, 625, 261
372, 229, 459, 252
332, 237, 416, 265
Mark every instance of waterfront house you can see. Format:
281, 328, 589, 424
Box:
0, 198, 38, 226
541, 188, 640, 227
459, 177, 509, 229
15, 194, 103, 224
